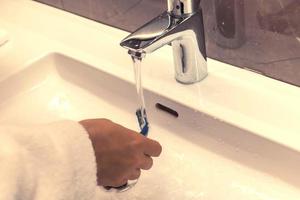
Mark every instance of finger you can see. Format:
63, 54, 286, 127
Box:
100, 177, 127, 187
140, 155, 153, 170
143, 138, 162, 157
128, 169, 141, 180
111, 179, 128, 188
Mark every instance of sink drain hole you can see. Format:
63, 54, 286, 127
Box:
155, 103, 179, 118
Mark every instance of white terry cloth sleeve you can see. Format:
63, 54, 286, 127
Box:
0, 120, 98, 200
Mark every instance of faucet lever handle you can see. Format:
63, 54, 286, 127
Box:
167, 0, 200, 16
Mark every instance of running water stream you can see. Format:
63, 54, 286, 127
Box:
131, 55, 149, 136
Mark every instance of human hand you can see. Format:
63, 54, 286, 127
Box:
79, 119, 162, 187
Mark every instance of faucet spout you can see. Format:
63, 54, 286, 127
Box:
120, 1, 207, 84
120, 12, 182, 54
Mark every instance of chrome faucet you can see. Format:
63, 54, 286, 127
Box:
120, 0, 207, 84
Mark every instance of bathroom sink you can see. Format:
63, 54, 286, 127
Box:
0, 53, 299, 199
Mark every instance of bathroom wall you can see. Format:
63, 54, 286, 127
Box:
35, 0, 300, 87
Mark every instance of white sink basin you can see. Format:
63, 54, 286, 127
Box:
0, 53, 299, 199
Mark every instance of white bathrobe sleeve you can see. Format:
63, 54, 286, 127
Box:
0, 120, 98, 200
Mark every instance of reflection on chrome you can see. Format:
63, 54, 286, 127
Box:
120, 0, 207, 84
